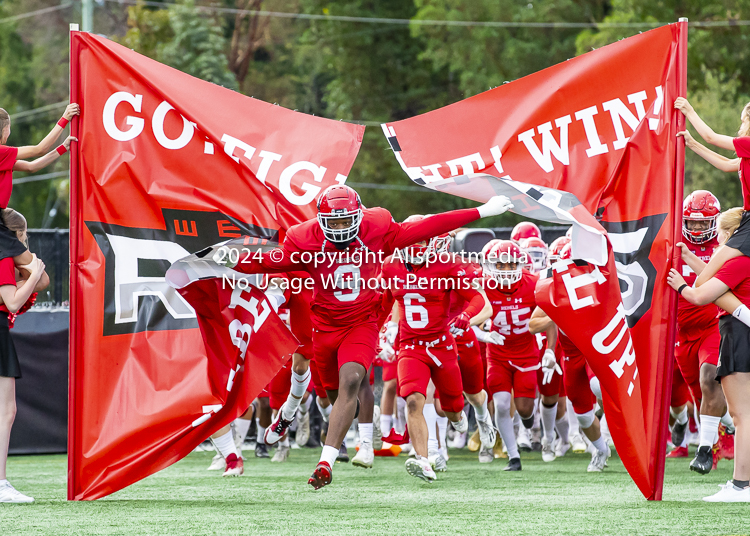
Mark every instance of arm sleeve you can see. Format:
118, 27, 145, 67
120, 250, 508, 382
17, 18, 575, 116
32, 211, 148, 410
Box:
0, 146, 18, 172
386, 208, 480, 253
454, 284, 484, 318
233, 243, 303, 275
733, 137, 750, 158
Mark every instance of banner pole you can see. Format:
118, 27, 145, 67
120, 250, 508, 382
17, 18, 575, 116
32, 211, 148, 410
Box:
651, 17, 688, 501
67, 23, 80, 501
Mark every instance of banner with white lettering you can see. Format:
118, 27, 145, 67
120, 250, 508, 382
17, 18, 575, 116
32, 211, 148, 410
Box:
68, 31, 364, 500
381, 23, 686, 499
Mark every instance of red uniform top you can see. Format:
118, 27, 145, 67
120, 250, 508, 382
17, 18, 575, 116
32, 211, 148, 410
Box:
447, 262, 483, 319
0, 257, 16, 313
381, 256, 483, 341
733, 137, 750, 210
677, 238, 719, 335
485, 270, 539, 359
0, 146, 18, 209
275, 270, 313, 340
558, 331, 583, 360
235, 207, 480, 330
714, 256, 750, 315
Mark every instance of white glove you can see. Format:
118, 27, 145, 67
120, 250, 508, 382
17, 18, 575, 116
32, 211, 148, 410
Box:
477, 195, 514, 218
378, 341, 396, 363
385, 321, 398, 345
449, 325, 466, 337
212, 246, 238, 269
472, 325, 505, 345
541, 348, 562, 385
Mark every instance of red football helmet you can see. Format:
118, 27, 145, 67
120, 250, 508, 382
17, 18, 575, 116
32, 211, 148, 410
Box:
683, 190, 720, 244
518, 236, 548, 273
511, 222, 542, 242
317, 185, 363, 243
428, 231, 453, 257
559, 243, 572, 261
483, 240, 525, 285
548, 236, 571, 265
400, 214, 429, 264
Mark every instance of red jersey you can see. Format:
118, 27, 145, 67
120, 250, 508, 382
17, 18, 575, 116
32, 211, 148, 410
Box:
0, 146, 18, 208
733, 137, 750, 210
0, 256, 16, 313
714, 256, 750, 315
382, 256, 482, 341
485, 270, 539, 359
677, 238, 719, 334
447, 261, 483, 318
235, 207, 480, 330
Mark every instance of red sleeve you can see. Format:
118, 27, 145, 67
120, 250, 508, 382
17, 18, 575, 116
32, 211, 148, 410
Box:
234, 241, 303, 275
454, 284, 483, 318
734, 137, 750, 158
377, 288, 395, 329
714, 257, 750, 289
384, 208, 480, 254
0, 257, 16, 287
0, 146, 18, 172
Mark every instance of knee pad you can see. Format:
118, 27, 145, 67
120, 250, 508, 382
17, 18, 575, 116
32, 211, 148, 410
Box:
589, 377, 602, 399
492, 391, 512, 415
576, 410, 596, 429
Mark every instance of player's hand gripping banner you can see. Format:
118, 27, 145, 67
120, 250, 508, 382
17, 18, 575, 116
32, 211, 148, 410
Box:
68, 31, 364, 500
381, 23, 687, 499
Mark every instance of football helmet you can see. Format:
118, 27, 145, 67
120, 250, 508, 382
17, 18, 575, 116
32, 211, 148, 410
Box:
511, 221, 542, 242
483, 240, 524, 285
519, 236, 548, 273
683, 190, 720, 244
548, 236, 571, 265
317, 185, 363, 244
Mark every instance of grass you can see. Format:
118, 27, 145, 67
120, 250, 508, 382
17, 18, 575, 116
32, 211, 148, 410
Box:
2, 446, 749, 536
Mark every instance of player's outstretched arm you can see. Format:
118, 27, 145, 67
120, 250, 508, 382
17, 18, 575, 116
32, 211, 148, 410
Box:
16, 103, 80, 160
675, 98, 736, 152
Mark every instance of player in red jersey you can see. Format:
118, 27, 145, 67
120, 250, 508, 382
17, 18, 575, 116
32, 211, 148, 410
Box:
547, 236, 570, 266
380, 224, 492, 481
482, 240, 556, 471
511, 221, 541, 242
229, 185, 513, 488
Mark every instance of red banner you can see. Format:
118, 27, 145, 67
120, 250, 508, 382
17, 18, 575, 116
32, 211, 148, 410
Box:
68, 31, 364, 500
381, 23, 686, 499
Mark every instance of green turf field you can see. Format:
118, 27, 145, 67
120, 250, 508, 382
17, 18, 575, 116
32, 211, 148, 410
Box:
2, 447, 748, 536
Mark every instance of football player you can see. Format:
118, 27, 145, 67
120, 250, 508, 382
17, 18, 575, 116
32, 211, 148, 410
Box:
229, 185, 513, 488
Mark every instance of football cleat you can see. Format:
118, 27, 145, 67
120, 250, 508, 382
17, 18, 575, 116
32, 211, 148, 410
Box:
296, 409, 311, 447
222, 453, 244, 477
504, 457, 522, 471
493, 433, 507, 459
405, 458, 437, 482
337, 441, 349, 463
271, 444, 291, 463
517, 426, 533, 452
570, 432, 588, 453
352, 442, 374, 469
373, 406, 383, 450
666, 445, 689, 458
265, 404, 295, 446
207, 453, 226, 471
449, 430, 467, 449
451, 411, 468, 434
428, 449, 447, 472
541, 437, 556, 462
555, 440, 571, 458
478, 447, 494, 463
477, 417, 497, 451
255, 442, 270, 458
308, 461, 333, 490
716, 425, 735, 461
703, 481, 750, 503
671, 421, 688, 450
0, 481, 34, 503
467, 430, 481, 452
587, 448, 609, 472
690, 445, 713, 475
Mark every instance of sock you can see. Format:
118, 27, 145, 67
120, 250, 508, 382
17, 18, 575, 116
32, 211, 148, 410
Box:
283, 370, 311, 419
592, 435, 608, 455
732, 304, 750, 328
670, 406, 688, 425
320, 445, 339, 467
423, 404, 439, 452
493, 392, 519, 459
299, 396, 313, 415
213, 430, 237, 459
256, 419, 265, 443
555, 415, 570, 444
733, 479, 750, 490
541, 403, 557, 442
380, 414, 393, 436
721, 410, 734, 431
358, 423, 373, 445
567, 399, 580, 434
521, 415, 534, 429
316, 398, 331, 423
234, 418, 252, 444
472, 394, 490, 422
699, 415, 721, 447
280, 434, 290, 448
437, 416, 448, 451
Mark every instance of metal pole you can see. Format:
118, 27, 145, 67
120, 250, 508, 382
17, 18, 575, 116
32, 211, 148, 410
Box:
82, 0, 93, 32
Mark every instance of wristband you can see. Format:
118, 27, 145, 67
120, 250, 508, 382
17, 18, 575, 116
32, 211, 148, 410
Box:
57, 117, 69, 128
56, 145, 67, 155
677, 284, 687, 295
